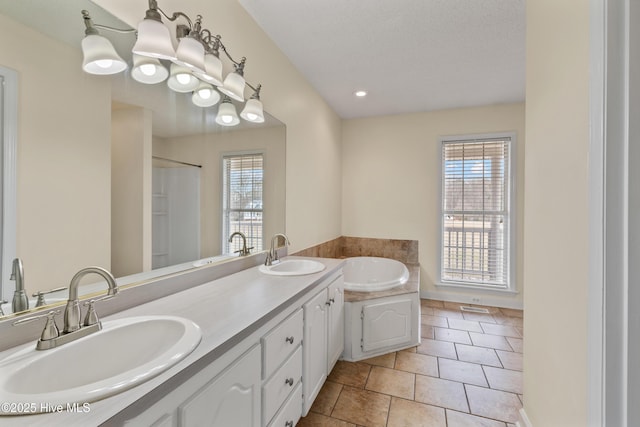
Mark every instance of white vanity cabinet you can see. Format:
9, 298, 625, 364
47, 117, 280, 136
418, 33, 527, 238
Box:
302, 272, 344, 415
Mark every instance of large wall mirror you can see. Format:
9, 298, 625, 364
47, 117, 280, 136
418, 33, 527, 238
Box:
0, 0, 286, 317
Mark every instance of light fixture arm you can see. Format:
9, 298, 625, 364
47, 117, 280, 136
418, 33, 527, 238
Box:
81, 10, 136, 35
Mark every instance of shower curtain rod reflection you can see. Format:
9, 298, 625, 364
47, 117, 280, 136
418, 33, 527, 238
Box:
152, 156, 202, 168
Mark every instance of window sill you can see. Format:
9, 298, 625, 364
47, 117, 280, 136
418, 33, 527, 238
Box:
435, 281, 519, 295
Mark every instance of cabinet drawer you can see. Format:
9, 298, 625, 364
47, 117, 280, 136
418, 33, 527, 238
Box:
262, 309, 303, 378
262, 346, 302, 424
268, 382, 302, 427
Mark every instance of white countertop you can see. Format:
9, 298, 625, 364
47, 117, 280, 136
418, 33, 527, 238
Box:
0, 257, 344, 427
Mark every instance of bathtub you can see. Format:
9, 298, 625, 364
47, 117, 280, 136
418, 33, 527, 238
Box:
342, 257, 410, 292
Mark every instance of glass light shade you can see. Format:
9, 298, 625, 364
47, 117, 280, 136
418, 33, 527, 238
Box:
215, 100, 240, 126
81, 34, 127, 75
240, 98, 265, 123
174, 36, 206, 73
132, 18, 176, 61
194, 53, 223, 86
167, 64, 199, 92
218, 72, 245, 102
192, 82, 221, 107
131, 54, 168, 84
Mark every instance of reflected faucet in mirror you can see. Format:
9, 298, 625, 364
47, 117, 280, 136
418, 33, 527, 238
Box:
265, 233, 290, 266
10, 258, 28, 313
229, 232, 252, 256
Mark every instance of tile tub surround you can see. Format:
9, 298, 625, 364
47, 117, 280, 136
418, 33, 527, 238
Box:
292, 236, 419, 265
298, 299, 523, 427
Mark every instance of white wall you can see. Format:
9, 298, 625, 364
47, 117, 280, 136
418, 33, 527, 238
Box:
0, 14, 112, 291
342, 103, 525, 308
100, 0, 344, 253
523, 0, 590, 424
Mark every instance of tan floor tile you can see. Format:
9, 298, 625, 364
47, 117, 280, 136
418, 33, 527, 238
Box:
365, 366, 415, 400
421, 299, 445, 308
444, 301, 465, 311
331, 386, 391, 427
416, 338, 457, 359
439, 358, 488, 387
494, 316, 524, 328
328, 361, 371, 388
469, 332, 513, 351
415, 375, 469, 412
400, 346, 417, 353
446, 409, 507, 427
506, 337, 523, 353
421, 325, 435, 339
516, 326, 524, 337
483, 366, 523, 394
435, 327, 472, 344
480, 323, 522, 338
420, 306, 435, 316
433, 308, 465, 319
466, 384, 521, 423
455, 344, 502, 367
498, 308, 523, 318
298, 411, 357, 426
422, 314, 449, 328
394, 351, 439, 377
496, 350, 523, 371
462, 312, 497, 323
387, 397, 446, 427
361, 352, 396, 368
310, 380, 343, 416
448, 318, 484, 333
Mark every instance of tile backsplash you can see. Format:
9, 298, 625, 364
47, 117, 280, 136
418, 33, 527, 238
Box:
293, 236, 418, 265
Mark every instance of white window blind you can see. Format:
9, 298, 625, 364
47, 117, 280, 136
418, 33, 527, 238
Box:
441, 137, 511, 288
222, 153, 264, 254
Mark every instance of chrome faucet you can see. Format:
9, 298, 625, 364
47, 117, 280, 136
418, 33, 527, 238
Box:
64, 266, 118, 333
10, 258, 28, 313
13, 266, 118, 350
229, 231, 253, 256
265, 233, 290, 266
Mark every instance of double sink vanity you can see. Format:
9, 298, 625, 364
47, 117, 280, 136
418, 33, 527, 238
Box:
0, 250, 420, 426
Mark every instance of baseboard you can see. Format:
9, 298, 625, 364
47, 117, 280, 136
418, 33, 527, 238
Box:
516, 408, 532, 427
420, 289, 523, 310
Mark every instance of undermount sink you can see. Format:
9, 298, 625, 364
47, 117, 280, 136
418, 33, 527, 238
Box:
0, 315, 201, 414
259, 259, 326, 276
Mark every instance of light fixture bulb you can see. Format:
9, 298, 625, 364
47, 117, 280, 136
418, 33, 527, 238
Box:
198, 88, 212, 99
215, 97, 240, 126
131, 54, 169, 84
176, 73, 191, 85
354, 90, 368, 97
192, 82, 220, 107
221, 115, 233, 124
240, 97, 265, 123
81, 34, 127, 75
167, 64, 199, 93
95, 59, 113, 69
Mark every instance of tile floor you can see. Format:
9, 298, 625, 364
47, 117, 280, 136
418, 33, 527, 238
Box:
297, 299, 523, 427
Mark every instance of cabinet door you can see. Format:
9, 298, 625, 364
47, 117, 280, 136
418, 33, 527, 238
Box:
362, 298, 413, 352
302, 289, 328, 415
179, 345, 261, 427
327, 276, 344, 373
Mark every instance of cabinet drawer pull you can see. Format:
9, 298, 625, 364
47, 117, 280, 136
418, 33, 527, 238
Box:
285, 377, 294, 386
285, 336, 294, 344
285, 421, 293, 427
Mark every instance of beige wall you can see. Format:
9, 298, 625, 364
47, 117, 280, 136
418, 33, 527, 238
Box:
0, 14, 112, 291
101, 0, 344, 254
342, 103, 525, 308
523, 0, 590, 425
154, 125, 286, 257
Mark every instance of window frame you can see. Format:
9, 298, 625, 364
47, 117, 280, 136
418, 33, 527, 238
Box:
220, 151, 265, 255
437, 132, 517, 293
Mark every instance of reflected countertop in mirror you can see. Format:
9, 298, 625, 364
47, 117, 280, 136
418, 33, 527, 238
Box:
0, 0, 286, 317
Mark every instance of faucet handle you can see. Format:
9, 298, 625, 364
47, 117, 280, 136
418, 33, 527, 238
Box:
81, 293, 115, 327
13, 310, 61, 341
32, 286, 67, 307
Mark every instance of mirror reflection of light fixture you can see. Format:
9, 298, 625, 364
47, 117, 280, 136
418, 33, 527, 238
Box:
80, 1, 265, 124
80, 11, 127, 75
131, 54, 169, 84
240, 85, 265, 123
167, 64, 199, 92
192, 82, 221, 107
216, 96, 240, 126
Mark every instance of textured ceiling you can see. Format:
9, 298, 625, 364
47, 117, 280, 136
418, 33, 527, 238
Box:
238, 0, 526, 119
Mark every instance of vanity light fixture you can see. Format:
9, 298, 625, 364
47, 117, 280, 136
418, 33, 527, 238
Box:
79, 0, 265, 126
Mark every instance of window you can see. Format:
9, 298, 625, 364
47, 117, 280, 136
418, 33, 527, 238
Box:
440, 134, 514, 289
222, 153, 264, 254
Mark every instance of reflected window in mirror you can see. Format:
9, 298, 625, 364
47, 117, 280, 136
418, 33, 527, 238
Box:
222, 153, 264, 254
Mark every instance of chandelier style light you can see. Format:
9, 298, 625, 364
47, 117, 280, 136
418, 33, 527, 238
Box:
80, 0, 265, 126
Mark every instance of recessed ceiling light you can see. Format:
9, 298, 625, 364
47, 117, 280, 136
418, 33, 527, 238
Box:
354, 90, 367, 97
